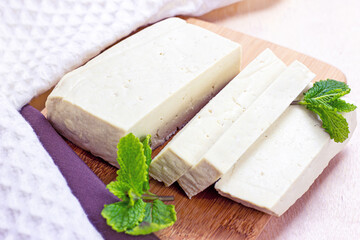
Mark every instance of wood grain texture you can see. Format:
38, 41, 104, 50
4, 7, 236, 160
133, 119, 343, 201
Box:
40, 18, 346, 240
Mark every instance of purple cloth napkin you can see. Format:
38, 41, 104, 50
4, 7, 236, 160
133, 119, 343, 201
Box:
21, 105, 158, 240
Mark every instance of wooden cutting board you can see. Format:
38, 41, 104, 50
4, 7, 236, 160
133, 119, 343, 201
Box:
39, 18, 346, 240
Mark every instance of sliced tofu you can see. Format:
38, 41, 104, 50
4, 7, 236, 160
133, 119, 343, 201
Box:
178, 61, 315, 198
149, 49, 287, 186
46, 17, 241, 167
215, 105, 357, 216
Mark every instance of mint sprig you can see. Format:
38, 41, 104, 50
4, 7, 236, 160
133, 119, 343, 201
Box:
297, 79, 356, 143
102, 133, 176, 235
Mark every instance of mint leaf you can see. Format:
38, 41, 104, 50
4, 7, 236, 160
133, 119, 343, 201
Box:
115, 133, 148, 198
106, 180, 130, 202
303, 79, 350, 106
126, 200, 177, 235
307, 106, 350, 143
102, 199, 146, 232
142, 135, 152, 167
326, 99, 357, 112
142, 135, 152, 192
298, 79, 356, 143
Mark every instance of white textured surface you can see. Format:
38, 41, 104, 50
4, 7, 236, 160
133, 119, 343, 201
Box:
0, 0, 239, 238
0, 96, 102, 240
200, 0, 360, 239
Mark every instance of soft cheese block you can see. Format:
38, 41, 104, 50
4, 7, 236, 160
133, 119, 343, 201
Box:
215, 105, 357, 216
46, 17, 241, 167
149, 49, 286, 186
178, 61, 315, 198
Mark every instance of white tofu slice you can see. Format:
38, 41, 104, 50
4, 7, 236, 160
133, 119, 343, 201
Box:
46, 17, 241, 167
149, 49, 286, 186
178, 61, 315, 198
215, 105, 357, 216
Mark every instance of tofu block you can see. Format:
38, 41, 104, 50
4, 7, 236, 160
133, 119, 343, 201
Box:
215, 105, 357, 216
46, 18, 241, 167
178, 61, 315, 198
149, 49, 286, 186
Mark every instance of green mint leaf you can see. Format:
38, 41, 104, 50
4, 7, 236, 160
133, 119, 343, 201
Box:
106, 180, 130, 202
126, 199, 177, 235
115, 133, 148, 198
142, 135, 152, 167
302, 79, 350, 107
102, 199, 146, 232
326, 99, 357, 112
142, 135, 152, 192
307, 106, 350, 143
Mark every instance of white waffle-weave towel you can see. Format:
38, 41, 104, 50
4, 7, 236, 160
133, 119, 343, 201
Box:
0, 0, 240, 239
